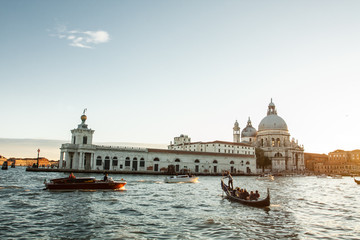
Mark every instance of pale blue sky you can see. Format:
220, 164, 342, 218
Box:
1, 0, 360, 157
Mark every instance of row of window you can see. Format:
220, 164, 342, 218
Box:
94, 156, 250, 166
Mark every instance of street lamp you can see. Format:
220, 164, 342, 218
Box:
37, 149, 40, 168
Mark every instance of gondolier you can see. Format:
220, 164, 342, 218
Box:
225, 171, 233, 190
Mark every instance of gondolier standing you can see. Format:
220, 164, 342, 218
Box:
226, 171, 233, 190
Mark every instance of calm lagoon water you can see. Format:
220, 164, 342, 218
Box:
0, 167, 359, 239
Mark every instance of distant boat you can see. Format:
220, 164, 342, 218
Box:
317, 174, 328, 178
10, 162, 15, 168
354, 178, 360, 184
331, 175, 342, 179
164, 175, 199, 183
220, 178, 270, 207
256, 174, 274, 181
1, 161, 8, 170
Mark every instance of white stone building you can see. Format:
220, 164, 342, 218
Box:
59, 112, 257, 174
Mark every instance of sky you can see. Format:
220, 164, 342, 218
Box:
1, 0, 360, 159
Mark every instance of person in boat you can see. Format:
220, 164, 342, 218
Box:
242, 189, 250, 200
225, 171, 233, 190
69, 172, 76, 179
103, 173, 108, 181
249, 191, 257, 200
254, 190, 260, 200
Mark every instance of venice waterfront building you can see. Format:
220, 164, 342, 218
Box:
59, 99, 304, 174
59, 113, 256, 174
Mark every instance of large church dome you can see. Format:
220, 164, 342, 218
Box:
258, 99, 288, 131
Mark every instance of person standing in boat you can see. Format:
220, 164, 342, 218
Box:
103, 173, 108, 181
226, 171, 233, 190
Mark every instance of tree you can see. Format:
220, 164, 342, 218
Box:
255, 148, 271, 172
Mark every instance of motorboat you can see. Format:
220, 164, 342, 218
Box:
354, 178, 360, 184
164, 175, 199, 183
256, 174, 274, 181
331, 174, 342, 179
317, 174, 328, 178
44, 176, 126, 191
221, 178, 270, 207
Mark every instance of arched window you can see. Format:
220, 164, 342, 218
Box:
140, 158, 145, 167
73, 136, 76, 144
271, 138, 275, 147
213, 160, 218, 164
246, 161, 250, 165
274, 152, 283, 157
194, 159, 200, 163
154, 158, 160, 162
83, 136, 88, 144
175, 159, 180, 162
276, 138, 280, 147
261, 139, 264, 147
96, 156, 102, 166
230, 161, 234, 164
112, 156, 118, 166
125, 157, 130, 167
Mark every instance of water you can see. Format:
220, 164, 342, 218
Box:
1, 167, 359, 240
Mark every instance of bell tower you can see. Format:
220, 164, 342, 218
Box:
233, 120, 240, 143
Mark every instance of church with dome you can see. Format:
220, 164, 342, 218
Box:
234, 99, 305, 172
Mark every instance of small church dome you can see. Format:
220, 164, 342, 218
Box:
241, 117, 257, 138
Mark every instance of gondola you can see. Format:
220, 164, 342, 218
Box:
1, 161, 8, 170
354, 178, 360, 184
221, 179, 270, 207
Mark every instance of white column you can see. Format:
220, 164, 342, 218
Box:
64, 152, 69, 169
59, 151, 64, 169
79, 152, 83, 170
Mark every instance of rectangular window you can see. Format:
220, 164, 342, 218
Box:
112, 160, 118, 166
119, 164, 123, 169
96, 160, 102, 166
140, 161, 145, 167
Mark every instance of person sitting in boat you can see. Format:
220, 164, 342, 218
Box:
254, 190, 260, 200
241, 189, 249, 200
103, 173, 109, 181
249, 191, 257, 200
69, 172, 76, 179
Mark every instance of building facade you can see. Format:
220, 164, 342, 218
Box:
59, 113, 257, 174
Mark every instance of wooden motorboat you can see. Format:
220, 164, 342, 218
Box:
45, 177, 126, 190
2, 161, 8, 170
164, 175, 199, 183
354, 178, 360, 184
221, 179, 270, 207
256, 174, 274, 181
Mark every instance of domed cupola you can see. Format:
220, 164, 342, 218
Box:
241, 117, 257, 138
258, 99, 288, 131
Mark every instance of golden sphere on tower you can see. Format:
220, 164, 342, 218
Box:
81, 114, 87, 122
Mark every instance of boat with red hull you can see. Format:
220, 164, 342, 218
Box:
45, 177, 126, 190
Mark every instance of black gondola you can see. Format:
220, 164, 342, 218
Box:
221, 178, 270, 207
354, 179, 360, 184
2, 161, 8, 170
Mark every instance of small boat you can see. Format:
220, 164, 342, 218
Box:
1, 161, 8, 170
354, 178, 360, 184
164, 175, 199, 183
10, 162, 15, 168
256, 174, 274, 181
317, 174, 328, 178
44, 177, 126, 191
220, 179, 270, 207
331, 174, 342, 179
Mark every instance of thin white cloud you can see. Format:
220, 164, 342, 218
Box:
52, 25, 110, 49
